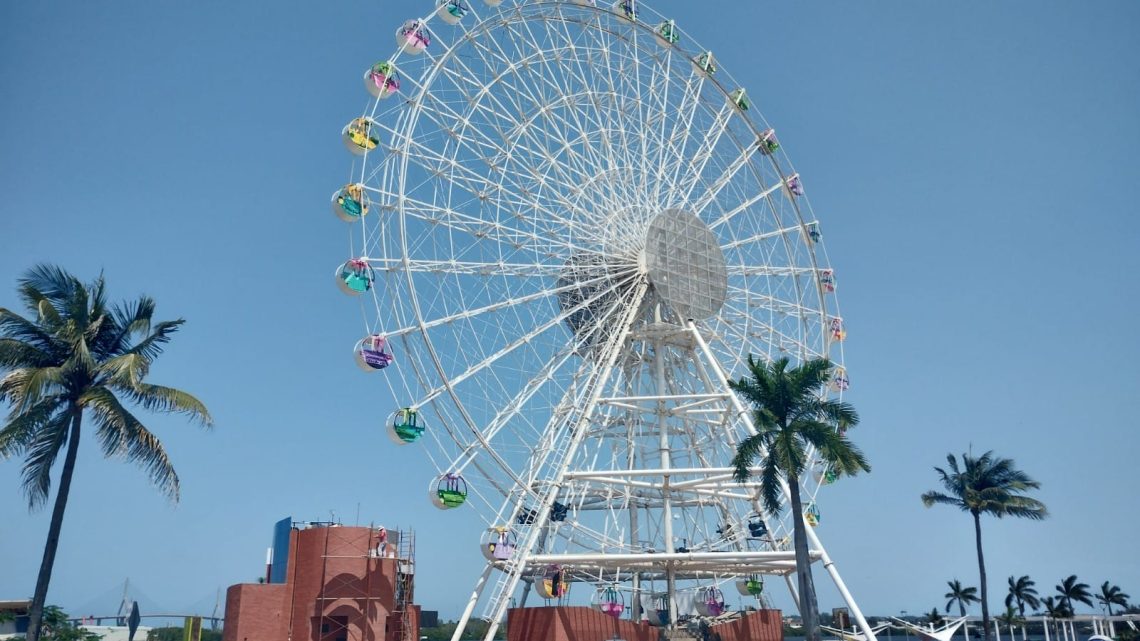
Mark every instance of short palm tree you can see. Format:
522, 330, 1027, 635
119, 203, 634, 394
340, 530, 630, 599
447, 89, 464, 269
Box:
946, 579, 980, 615
1040, 596, 1069, 641
926, 607, 946, 627
0, 265, 212, 641
1005, 576, 1040, 617
730, 356, 871, 641
1055, 575, 1094, 615
995, 606, 1023, 638
1096, 581, 1129, 616
920, 451, 1047, 641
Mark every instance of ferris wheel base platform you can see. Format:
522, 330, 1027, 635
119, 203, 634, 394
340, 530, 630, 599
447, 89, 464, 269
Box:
506, 606, 783, 641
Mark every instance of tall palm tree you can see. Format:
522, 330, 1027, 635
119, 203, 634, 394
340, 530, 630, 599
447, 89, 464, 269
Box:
1096, 581, 1130, 616
947, 579, 980, 615
920, 451, 1047, 641
1055, 575, 1094, 615
730, 356, 871, 641
1005, 576, 1040, 617
0, 265, 212, 641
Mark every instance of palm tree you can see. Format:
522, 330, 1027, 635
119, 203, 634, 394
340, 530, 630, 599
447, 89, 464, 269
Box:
926, 608, 946, 628
0, 265, 212, 641
920, 451, 1047, 641
1055, 575, 1094, 615
995, 606, 1023, 641
1005, 576, 1040, 618
947, 579, 981, 615
1040, 597, 1069, 641
1096, 581, 1130, 616
730, 356, 871, 641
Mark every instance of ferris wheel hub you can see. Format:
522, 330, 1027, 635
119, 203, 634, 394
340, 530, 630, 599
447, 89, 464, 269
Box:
643, 209, 727, 321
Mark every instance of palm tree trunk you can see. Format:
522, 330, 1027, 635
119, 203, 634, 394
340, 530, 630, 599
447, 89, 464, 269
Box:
26, 410, 82, 641
972, 510, 990, 641
789, 478, 820, 641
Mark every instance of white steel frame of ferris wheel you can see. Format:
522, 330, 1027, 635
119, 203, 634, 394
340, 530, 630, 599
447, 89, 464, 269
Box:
447, 310, 877, 641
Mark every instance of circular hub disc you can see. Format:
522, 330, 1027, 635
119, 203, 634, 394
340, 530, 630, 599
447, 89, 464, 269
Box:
644, 209, 727, 321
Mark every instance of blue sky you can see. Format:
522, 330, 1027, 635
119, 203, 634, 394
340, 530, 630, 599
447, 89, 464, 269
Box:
2, 0, 1138, 622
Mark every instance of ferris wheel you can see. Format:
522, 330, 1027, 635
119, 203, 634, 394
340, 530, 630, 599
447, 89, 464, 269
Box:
333, 1, 870, 640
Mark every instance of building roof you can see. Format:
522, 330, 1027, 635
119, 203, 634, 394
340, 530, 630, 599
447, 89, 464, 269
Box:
0, 601, 31, 611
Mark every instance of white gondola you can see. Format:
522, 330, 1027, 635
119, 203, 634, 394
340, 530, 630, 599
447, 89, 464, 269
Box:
691, 51, 716, 76
430, 472, 468, 509
436, 0, 468, 25
829, 366, 849, 392
591, 585, 625, 618
396, 20, 431, 55
388, 407, 424, 445
332, 184, 369, 222
695, 586, 726, 617
655, 20, 679, 46
533, 565, 570, 599
612, 0, 637, 21
342, 118, 380, 156
480, 527, 517, 561
363, 61, 400, 99
354, 334, 393, 371
336, 258, 374, 295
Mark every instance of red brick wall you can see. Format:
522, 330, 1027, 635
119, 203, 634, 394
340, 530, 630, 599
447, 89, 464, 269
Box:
710, 609, 783, 641
222, 584, 287, 641
223, 526, 417, 641
505, 606, 783, 641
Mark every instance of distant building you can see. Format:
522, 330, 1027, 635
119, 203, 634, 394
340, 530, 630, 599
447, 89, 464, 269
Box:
222, 521, 419, 641
76, 625, 153, 641
0, 600, 30, 640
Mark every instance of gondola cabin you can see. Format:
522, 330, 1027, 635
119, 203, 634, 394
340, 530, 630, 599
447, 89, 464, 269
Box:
355, 334, 394, 371
692, 51, 716, 76
481, 527, 516, 561
729, 88, 749, 111
534, 565, 569, 599
830, 317, 846, 342
805, 503, 821, 527
432, 473, 468, 509
436, 0, 468, 25
829, 366, 849, 393
337, 258, 375, 295
758, 128, 779, 155
818, 268, 836, 293
592, 586, 625, 618
656, 20, 679, 45
785, 173, 805, 196
364, 61, 401, 99
388, 408, 424, 444
613, 0, 637, 21
332, 183, 369, 222
343, 117, 380, 155
807, 222, 821, 243
736, 576, 764, 597
396, 20, 432, 55
814, 465, 838, 485
696, 586, 726, 617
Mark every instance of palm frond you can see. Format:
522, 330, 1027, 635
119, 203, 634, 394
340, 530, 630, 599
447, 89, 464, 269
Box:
0, 338, 53, 369
121, 383, 213, 426
20, 409, 75, 508
732, 433, 770, 482
0, 307, 61, 355
759, 457, 783, 517
0, 395, 65, 458
81, 387, 181, 502
921, 490, 967, 510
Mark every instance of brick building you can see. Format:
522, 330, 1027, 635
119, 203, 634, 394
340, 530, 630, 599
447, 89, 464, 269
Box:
222, 523, 419, 641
